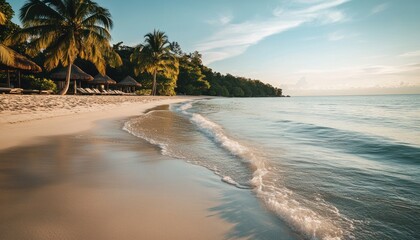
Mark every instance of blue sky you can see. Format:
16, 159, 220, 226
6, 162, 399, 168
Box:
9, 0, 420, 95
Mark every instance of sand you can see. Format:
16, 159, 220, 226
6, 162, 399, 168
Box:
0, 95, 199, 150
0, 95, 298, 240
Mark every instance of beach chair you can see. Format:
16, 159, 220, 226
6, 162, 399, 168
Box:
9, 88, 23, 94
106, 90, 116, 95
115, 90, 125, 95
92, 88, 103, 95
0, 87, 12, 94
84, 88, 96, 95
77, 88, 89, 95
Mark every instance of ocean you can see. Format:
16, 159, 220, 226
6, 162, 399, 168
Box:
124, 95, 420, 240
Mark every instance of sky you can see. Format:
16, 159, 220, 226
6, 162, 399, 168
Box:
9, 0, 420, 96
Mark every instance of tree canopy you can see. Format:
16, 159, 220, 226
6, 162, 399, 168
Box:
3, 0, 284, 97
8, 0, 121, 94
130, 30, 179, 96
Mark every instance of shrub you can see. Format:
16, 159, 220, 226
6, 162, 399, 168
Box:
23, 75, 57, 92
135, 89, 152, 95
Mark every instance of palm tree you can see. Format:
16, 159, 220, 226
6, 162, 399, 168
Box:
131, 30, 179, 96
7, 0, 121, 95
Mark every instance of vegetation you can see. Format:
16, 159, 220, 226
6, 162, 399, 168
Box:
24, 75, 57, 92
2, 0, 284, 97
7, 0, 121, 95
0, 0, 19, 67
130, 30, 179, 96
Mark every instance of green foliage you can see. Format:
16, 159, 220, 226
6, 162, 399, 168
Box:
232, 87, 245, 97
23, 75, 57, 92
0, 0, 20, 42
135, 89, 152, 95
130, 30, 179, 96
11, 0, 120, 95
203, 70, 283, 97
176, 53, 210, 95
157, 75, 177, 96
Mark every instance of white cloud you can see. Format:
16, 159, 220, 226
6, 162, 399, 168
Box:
321, 10, 346, 23
197, 0, 350, 64
207, 15, 233, 26
327, 31, 358, 41
399, 50, 420, 58
361, 63, 420, 75
371, 3, 389, 15
297, 63, 420, 76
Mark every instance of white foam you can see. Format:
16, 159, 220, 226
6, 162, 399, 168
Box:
178, 102, 193, 111
190, 113, 247, 156
125, 106, 352, 240
182, 111, 350, 239
222, 176, 240, 187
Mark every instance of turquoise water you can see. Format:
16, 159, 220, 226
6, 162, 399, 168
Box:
124, 95, 420, 239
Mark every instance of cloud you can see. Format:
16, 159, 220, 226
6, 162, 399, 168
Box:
197, 0, 350, 64
207, 15, 233, 26
297, 63, 420, 76
327, 31, 358, 41
371, 3, 389, 15
361, 63, 420, 75
399, 50, 420, 58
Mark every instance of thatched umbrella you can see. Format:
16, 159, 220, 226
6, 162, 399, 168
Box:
50, 65, 93, 94
91, 73, 116, 90
0, 44, 42, 87
117, 76, 142, 93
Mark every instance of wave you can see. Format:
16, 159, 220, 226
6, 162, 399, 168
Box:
275, 120, 420, 165
174, 102, 352, 240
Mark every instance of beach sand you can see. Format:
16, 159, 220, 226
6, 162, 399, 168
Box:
0, 95, 298, 239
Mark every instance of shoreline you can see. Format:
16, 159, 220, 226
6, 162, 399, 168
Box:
0, 95, 201, 150
0, 95, 298, 239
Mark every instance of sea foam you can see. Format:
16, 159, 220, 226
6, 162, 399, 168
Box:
124, 101, 352, 240
175, 102, 350, 240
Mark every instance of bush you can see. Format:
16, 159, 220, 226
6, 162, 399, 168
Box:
32, 78, 57, 92
135, 89, 152, 95
23, 75, 57, 92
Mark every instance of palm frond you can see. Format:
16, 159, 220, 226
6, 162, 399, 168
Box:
0, 11, 6, 25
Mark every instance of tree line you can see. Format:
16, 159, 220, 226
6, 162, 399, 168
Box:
1, 0, 283, 97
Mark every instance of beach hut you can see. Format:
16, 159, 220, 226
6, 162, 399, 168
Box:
91, 73, 116, 91
50, 65, 93, 94
117, 76, 142, 93
0, 44, 42, 88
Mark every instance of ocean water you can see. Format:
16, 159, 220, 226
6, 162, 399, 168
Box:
124, 95, 420, 240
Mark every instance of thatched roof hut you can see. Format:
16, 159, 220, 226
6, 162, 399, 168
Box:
0, 44, 42, 72
117, 76, 142, 93
91, 73, 116, 85
50, 65, 93, 94
50, 65, 93, 81
0, 44, 42, 88
118, 76, 141, 87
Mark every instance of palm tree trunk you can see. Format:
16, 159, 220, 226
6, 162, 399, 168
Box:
152, 71, 157, 96
58, 63, 72, 95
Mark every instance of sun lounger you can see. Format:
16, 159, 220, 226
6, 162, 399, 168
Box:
77, 88, 90, 95
40, 90, 53, 95
84, 88, 96, 94
22, 89, 40, 94
92, 88, 103, 95
9, 88, 23, 94
0, 87, 11, 94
